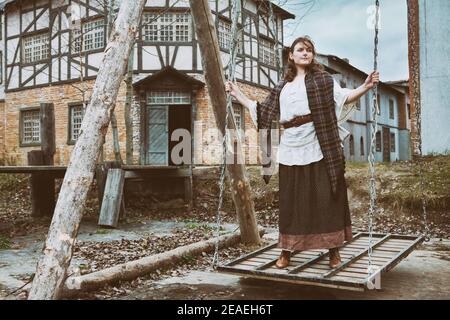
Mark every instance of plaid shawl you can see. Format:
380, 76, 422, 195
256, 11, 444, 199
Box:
256, 70, 345, 195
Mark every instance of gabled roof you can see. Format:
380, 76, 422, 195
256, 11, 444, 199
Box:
133, 66, 204, 90
316, 53, 407, 94
1, 0, 296, 20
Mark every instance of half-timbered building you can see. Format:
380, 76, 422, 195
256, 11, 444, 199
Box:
0, 0, 294, 168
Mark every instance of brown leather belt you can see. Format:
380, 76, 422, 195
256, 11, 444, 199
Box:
280, 114, 313, 129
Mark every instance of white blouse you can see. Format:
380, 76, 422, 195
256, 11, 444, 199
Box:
247, 77, 353, 166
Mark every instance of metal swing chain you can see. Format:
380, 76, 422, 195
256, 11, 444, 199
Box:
212, 0, 242, 269
367, 0, 380, 277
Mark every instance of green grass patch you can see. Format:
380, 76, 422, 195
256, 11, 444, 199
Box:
95, 228, 112, 235
0, 234, 12, 250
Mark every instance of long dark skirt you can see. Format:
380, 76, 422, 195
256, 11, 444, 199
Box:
278, 159, 353, 251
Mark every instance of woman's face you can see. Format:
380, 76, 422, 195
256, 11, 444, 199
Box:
289, 41, 314, 67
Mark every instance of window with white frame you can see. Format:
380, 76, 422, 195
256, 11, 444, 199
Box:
259, 37, 277, 66
21, 109, 40, 144
23, 33, 49, 63
147, 91, 191, 105
69, 104, 85, 142
218, 19, 231, 50
142, 12, 191, 42
72, 19, 105, 53
218, 19, 242, 53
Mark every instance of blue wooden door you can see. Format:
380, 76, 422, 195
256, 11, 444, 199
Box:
147, 105, 168, 165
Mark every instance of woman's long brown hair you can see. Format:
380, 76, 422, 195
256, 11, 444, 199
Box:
284, 36, 324, 82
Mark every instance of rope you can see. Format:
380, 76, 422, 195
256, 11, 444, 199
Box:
367, 0, 380, 277
212, 0, 241, 269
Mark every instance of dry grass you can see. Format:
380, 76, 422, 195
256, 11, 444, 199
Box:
346, 155, 450, 213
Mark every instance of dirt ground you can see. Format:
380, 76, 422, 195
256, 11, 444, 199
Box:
0, 155, 449, 299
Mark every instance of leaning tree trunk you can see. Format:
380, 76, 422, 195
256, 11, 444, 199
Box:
28, 0, 147, 300
189, 0, 261, 245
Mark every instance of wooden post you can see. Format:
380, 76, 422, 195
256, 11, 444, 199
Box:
40, 103, 56, 216
27, 103, 56, 217
184, 175, 193, 210
407, 0, 421, 157
28, 0, 147, 300
28, 150, 46, 217
40, 103, 55, 165
125, 49, 134, 164
189, 0, 260, 245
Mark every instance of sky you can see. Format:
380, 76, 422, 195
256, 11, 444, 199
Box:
281, 0, 409, 82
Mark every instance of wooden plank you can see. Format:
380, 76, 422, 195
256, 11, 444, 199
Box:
218, 234, 423, 292
369, 252, 398, 259
323, 234, 392, 278
372, 247, 403, 253
0, 166, 67, 173
226, 243, 278, 266
235, 261, 261, 267
340, 267, 372, 274
348, 261, 385, 268
382, 236, 424, 273
248, 257, 270, 263
288, 251, 328, 275
334, 271, 369, 279
256, 253, 282, 260
98, 169, 125, 228
217, 266, 365, 290
231, 264, 255, 271
286, 236, 365, 276
124, 169, 192, 178
256, 255, 308, 271
384, 240, 411, 245
356, 257, 393, 264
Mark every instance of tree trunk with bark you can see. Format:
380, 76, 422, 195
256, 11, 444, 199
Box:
28, 0, 146, 300
189, 0, 261, 245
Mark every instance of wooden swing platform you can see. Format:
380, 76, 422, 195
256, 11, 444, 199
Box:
217, 232, 424, 291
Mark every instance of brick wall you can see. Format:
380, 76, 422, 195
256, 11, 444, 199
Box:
2, 79, 270, 166
3, 80, 129, 165
0, 101, 5, 164
193, 81, 270, 165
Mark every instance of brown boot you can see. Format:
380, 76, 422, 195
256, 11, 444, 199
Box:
275, 250, 291, 269
329, 247, 342, 268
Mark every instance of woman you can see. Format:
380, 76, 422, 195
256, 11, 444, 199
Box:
226, 36, 379, 269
